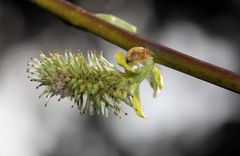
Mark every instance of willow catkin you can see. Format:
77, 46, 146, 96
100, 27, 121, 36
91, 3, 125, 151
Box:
27, 47, 163, 118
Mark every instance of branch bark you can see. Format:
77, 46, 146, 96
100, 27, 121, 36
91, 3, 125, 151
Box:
31, 0, 240, 94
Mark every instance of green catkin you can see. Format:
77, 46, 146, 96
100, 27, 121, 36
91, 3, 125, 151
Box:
27, 47, 163, 118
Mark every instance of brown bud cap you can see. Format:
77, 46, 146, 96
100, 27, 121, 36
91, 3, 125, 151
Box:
126, 47, 151, 62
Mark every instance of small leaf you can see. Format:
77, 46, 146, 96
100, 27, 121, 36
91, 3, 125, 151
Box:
132, 85, 145, 118
147, 66, 163, 97
153, 66, 163, 89
115, 51, 130, 71
96, 13, 137, 33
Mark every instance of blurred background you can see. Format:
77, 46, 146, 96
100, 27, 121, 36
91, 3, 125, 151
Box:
0, 0, 240, 156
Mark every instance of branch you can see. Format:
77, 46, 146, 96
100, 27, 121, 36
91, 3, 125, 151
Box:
31, 0, 240, 94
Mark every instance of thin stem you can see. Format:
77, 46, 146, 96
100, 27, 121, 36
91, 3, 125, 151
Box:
31, 0, 240, 94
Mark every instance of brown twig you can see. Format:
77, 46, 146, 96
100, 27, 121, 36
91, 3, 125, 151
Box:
31, 0, 240, 93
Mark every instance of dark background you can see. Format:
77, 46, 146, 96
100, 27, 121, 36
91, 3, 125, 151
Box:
0, 0, 239, 156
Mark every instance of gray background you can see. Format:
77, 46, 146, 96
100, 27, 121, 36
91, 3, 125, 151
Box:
0, 0, 239, 156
